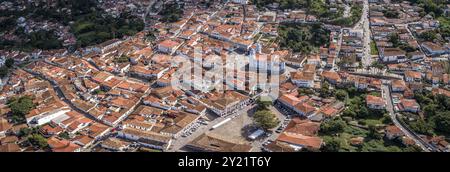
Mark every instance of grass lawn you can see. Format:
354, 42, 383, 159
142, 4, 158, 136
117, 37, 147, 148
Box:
73, 21, 95, 34
362, 119, 383, 126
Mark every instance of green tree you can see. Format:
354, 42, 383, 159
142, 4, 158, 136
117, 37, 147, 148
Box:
253, 110, 279, 130
5, 58, 14, 68
368, 125, 382, 140
382, 114, 393, 125
27, 134, 48, 149
343, 108, 357, 118
423, 104, 438, 117
17, 128, 32, 138
389, 33, 400, 47
432, 112, 450, 134
319, 81, 334, 97
371, 61, 385, 69
403, 145, 423, 152
58, 132, 71, 140
145, 31, 157, 42
8, 96, 35, 123
383, 10, 400, 18
335, 90, 348, 101
0, 66, 8, 78
419, 30, 437, 41
320, 118, 347, 134
321, 138, 343, 152
298, 88, 315, 95
357, 106, 369, 119
408, 119, 433, 135
256, 98, 272, 111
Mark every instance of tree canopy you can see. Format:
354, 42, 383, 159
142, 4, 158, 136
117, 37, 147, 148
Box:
278, 23, 330, 54
253, 110, 279, 130
320, 117, 347, 134
7, 96, 35, 123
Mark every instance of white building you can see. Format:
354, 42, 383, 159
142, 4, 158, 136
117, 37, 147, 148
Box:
27, 107, 71, 127
232, 0, 248, 4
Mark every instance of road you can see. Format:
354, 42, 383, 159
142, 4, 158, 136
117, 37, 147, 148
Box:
381, 83, 434, 152
359, 0, 372, 68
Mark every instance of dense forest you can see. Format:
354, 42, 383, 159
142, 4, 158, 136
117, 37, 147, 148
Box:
404, 91, 450, 136
0, 0, 144, 50
278, 23, 330, 54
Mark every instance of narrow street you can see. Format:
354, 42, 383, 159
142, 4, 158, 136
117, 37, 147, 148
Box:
22, 68, 103, 125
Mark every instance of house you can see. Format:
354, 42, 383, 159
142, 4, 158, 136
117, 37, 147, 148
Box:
399, 99, 420, 113
276, 118, 323, 151
391, 79, 407, 92
232, 0, 248, 4
39, 123, 64, 136
350, 137, 364, 146
380, 48, 406, 63
186, 133, 253, 152
26, 101, 71, 127
306, 54, 321, 67
291, 65, 316, 88
355, 77, 369, 90
201, 91, 250, 117
73, 135, 95, 149
0, 117, 12, 138
293, 103, 316, 117
291, 71, 315, 88
408, 51, 425, 61
385, 125, 404, 140
0, 136, 18, 145
432, 88, 450, 97
101, 137, 130, 151
404, 71, 422, 82
249, 49, 287, 74
370, 17, 387, 26
421, 42, 448, 57
277, 94, 316, 117
321, 71, 342, 84
47, 137, 81, 152
263, 141, 297, 152
0, 143, 21, 152
366, 95, 385, 110
157, 40, 181, 54
118, 127, 172, 151
89, 39, 122, 54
